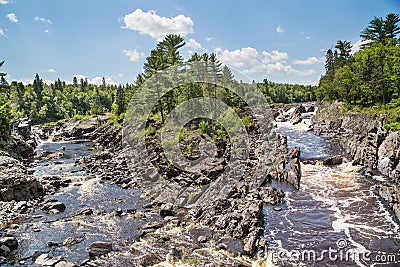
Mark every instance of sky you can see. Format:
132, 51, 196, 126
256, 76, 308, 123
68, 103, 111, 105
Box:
0, 0, 399, 86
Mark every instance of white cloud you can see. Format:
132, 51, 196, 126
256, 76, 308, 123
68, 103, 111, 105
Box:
0, 28, 6, 38
47, 68, 56, 73
216, 47, 315, 77
74, 74, 118, 86
261, 50, 288, 64
306, 36, 311, 39
276, 25, 284, 34
123, 49, 144, 62
7, 13, 18, 23
123, 9, 194, 40
118, 73, 123, 78
0, 0, 9, 4
186, 38, 203, 50
44, 29, 50, 34
293, 56, 323, 65
206, 36, 216, 42
351, 39, 371, 54
34, 16, 52, 24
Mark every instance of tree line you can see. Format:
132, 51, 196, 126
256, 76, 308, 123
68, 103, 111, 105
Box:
0, 33, 317, 136
316, 13, 400, 107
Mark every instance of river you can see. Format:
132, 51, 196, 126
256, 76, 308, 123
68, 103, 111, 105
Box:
7, 141, 157, 266
4, 121, 400, 266
264, 122, 400, 266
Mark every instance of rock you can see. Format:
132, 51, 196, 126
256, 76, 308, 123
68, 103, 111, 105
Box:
86, 241, 112, 257
0, 245, 10, 255
55, 261, 76, 267
287, 147, 301, 189
258, 187, 285, 205
73, 207, 93, 217
142, 221, 164, 230
113, 208, 123, 216
289, 106, 306, 125
198, 235, 208, 243
378, 131, 400, 181
243, 228, 264, 255
0, 236, 18, 251
273, 207, 282, 211
0, 155, 44, 201
35, 253, 63, 266
41, 200, 66, 213
324, 155, 343, 166
160, 203, 174, 217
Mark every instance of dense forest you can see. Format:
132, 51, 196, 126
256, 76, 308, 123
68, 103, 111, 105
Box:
316, 13, 400, 109
0, 34, 316, 136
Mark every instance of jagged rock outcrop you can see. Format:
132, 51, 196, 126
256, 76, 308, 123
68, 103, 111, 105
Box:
288, 147, 301, 189
267, 134, 301, 189
0, 155, 44, 201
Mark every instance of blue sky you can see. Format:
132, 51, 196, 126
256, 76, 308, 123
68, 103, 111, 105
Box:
0, 0, 398, 86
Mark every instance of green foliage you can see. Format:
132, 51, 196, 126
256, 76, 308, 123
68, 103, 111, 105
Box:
178, 130, 186, 142
241, 115, 254, 128
199, 120, 210, 134
317, 13, 400, 109
257, 81, 316, 103
384, 122, 400, 131
0, 101, 12, 135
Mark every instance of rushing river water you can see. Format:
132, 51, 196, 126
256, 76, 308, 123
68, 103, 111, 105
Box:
8, 141, 156, 266
264, 122, 400, 267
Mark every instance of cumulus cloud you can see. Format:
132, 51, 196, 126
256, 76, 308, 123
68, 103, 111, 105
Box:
47, 68, 56, 73
74, 74, 118, 86
123, 9, 194, 40
44, 29, 50, 34
186, 38, 203, 50
206, 36, 216, 42
7, 13, 18, 23
123, 49, 144, 62
216, 47, 315, 77
293, 56, 323, 65
276, 25, 284, 34
0, 0, 9, 4
34, 16, 52, 24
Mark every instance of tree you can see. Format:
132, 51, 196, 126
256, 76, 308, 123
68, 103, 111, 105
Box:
113, 85, 125, 116
0, 61, 7, 85
361, 13, 400, 45
0, 60, 12, 135
384, 13, 400, 40
73, 76, 78, 87
335, 40, 352, 61
325, 49, 335, 73
33, 73, 44, 108
361, 16, 386, 43
157, 34, 185, 66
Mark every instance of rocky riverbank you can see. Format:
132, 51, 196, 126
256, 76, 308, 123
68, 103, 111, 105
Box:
0, 112, 302, 266
312, 101, 400, 220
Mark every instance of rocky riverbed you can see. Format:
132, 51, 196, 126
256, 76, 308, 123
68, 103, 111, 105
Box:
0, 103, 399, 266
